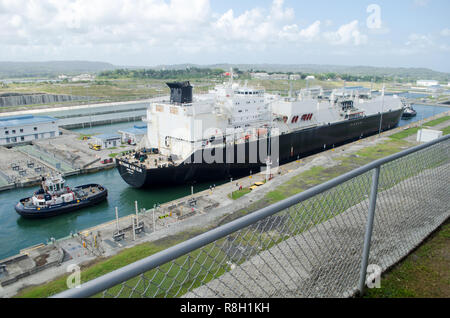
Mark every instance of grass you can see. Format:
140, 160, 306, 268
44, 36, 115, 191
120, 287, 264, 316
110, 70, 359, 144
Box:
0, 79, 386, 112
77, 134, 93, 140
425, 115, 450, 127
365, 220, 449, 298
108, 150, 129, 158
254, 139, 411, 210
441, 125, 450, 135
389, 127, 420, 140
229, 188, 251, 200
389, 115, 450, 140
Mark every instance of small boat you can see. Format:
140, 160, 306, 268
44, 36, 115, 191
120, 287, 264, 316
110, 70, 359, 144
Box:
15, 175, 107, 219
402, 105, 417, 119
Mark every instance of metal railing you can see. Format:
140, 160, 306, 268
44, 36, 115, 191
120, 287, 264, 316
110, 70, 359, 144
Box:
53, 134, 450, 298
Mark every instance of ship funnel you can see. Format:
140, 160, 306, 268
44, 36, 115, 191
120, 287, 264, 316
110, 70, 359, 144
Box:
166, 81, 193, 104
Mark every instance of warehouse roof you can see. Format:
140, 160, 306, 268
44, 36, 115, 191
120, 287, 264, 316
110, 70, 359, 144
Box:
0, 115, 58, 128
92, 133, 121, 141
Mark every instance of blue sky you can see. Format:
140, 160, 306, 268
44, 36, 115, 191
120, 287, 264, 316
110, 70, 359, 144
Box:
1, 0, 449, 72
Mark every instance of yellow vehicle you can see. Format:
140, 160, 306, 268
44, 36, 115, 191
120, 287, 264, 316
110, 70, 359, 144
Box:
249, 185, 258, 191
88, 143, 101, 151
254, 182, 264, 186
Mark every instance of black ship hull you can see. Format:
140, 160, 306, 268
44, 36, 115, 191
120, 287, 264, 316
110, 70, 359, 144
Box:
15, 184, 108, 219
116, 109, 403, 188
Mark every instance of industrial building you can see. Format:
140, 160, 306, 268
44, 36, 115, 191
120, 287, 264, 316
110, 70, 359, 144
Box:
91, 134, 121, 149
417, 80, 439, 87
0, 115, 59, 146
118, 126, 147, 145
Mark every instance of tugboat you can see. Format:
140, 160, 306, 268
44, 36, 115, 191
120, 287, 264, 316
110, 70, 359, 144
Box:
15, 175, 107, 219
402, 103, 417, 119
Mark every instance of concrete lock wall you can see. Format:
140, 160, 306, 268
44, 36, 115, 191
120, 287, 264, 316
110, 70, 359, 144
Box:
0, 94, 88, 107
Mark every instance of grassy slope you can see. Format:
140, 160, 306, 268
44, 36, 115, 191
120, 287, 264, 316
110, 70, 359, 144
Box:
365, 220, 449, 298
364, 119, 450, 298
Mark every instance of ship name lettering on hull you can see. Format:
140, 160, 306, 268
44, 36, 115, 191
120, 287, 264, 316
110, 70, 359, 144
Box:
120, 162, 143, 173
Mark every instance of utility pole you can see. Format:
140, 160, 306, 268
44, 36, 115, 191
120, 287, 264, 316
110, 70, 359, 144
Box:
378, 78, 385, 138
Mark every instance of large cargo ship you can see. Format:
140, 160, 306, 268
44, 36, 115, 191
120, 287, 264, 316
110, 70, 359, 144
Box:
116, 79, 404, 188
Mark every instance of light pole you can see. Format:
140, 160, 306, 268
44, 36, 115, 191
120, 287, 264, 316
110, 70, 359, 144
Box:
378, 81, 385, 138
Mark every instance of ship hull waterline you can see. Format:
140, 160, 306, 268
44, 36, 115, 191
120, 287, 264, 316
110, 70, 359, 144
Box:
116, 109, 403, 188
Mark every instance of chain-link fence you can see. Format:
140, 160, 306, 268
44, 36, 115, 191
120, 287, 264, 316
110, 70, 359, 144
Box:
54, 135, 450, 298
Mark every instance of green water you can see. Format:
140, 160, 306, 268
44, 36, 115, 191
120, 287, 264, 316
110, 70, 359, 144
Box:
0, 168, 221, 260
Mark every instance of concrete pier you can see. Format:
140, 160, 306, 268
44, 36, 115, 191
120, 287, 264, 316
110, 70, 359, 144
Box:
0, 129, 135, 192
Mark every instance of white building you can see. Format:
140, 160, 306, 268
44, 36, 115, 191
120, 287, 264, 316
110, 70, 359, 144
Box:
118, 126, 147, 145
0, 115, 59, 146
270, 74, 289, 80
251, 72, 290, 80
305, 75, 316, 81
289, 74, 301, 80
71, 74, 95, 82
91, 134, 121, 149
250, 72, 270, 80
416, 80, 439, 87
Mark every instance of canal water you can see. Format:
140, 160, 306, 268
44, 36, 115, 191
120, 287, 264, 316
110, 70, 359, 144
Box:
0, 170, 222, 260
399, 104, 449, 126
0, 103, 448, 260
70, 119, 146, 135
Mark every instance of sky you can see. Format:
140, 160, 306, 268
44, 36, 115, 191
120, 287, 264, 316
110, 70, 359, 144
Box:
1, 0, 449, 72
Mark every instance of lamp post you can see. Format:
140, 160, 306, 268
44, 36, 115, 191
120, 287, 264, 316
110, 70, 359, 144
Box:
378, 81, 385, 138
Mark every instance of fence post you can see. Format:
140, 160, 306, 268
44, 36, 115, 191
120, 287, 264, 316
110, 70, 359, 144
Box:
358, 166, 381, 296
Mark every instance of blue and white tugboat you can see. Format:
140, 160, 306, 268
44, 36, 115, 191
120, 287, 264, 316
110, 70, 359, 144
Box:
15, 175, 107, 219
401, 104, 417, 119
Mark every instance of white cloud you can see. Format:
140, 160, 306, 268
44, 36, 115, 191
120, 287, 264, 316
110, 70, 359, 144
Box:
0, 0, 377, 64
269, 0, 295, 21
324, 20, 368, 46
441, 28, 450, 37
405, 33, 434, 48
0, 0, 212, 46
279, 21, 321, 42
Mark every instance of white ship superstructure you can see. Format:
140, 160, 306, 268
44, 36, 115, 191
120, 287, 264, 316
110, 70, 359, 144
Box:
145, 80, 274, 162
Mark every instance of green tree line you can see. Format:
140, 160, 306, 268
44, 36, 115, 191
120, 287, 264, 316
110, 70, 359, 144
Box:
98, 67, 225, 80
